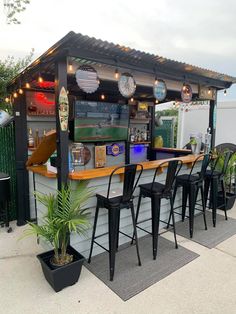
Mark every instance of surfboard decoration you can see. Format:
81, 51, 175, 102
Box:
59, 87, 69, 131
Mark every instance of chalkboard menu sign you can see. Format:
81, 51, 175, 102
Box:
72, 101, 129, 142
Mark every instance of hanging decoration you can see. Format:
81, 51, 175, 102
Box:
153, 79, 167, 102
181, 83, 192, 103
75, 65, 99, 93
118, 73, 136, 98
58, 87, 69, 131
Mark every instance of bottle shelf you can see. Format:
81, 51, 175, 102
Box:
129, 141, 151, 144
130, 119, 151, 124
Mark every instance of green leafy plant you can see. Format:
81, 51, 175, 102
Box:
23, 182, 93, 266
189, 137, 197, 145
211, 149, 236, 190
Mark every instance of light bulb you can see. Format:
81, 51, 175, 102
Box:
5, 97, 10, 103
155, 99, 159, 104
224, 89, 227, 96
25, 82, 30, 88
101, 94, 105, 100
19, 88, 23, 94
155, 77, 158, 85
130, 97, 134, 102
68, 63, 73, 72
208, 88, 211, 95
115, 69, 119, 79
13, 92, 18, 98
38, 75, 43, 83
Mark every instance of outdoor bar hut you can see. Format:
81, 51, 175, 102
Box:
6, 32, 236, 258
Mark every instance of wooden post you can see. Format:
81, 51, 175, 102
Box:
55, 57, 69, 190
13, 93, 30, 225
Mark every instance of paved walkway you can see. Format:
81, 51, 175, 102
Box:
0, 206, 236, 314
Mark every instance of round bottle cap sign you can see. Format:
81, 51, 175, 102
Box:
181, 84, 192, 103
153, 80, 167, 102
75, 65, 99, 93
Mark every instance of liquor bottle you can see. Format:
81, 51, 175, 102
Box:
130, 128, 135, 143
35, 129, 39, 148
28, 128, 34, 148
137, 129, 140, 142
204, 127, 211, 154
143, 126, 147, 141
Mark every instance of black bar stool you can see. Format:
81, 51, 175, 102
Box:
204, 151, 232, 227
132, 159, 183, 260
88, 164, 143, 281
0, 172, 11, 232
167, 154, 210, 238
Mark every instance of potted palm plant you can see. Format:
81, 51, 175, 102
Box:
212, 149, 236, 210
23, 181, 92, 292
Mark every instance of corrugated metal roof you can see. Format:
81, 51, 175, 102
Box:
8, 31, 236, 89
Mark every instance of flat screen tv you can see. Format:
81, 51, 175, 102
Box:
73, 101, 129, 142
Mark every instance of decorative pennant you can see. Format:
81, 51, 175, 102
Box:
59, 87, 69, 131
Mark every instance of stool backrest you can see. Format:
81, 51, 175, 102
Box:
210, 150, 233, 176
152, 159, 183, 193
189, 154, 210, 180
107, 164, 143, 202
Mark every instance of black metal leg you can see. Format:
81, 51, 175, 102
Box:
211, 177, 218, 227
182, 186, 188, 222
108, 208, 119, 281
131, 192, 142, 245
167, 184, 178, 228
88, 204, 100, 263
130, 203, 141, 266
189, 184, 196, 238
151, 195, 161, 260
5, 200, 10, 228
221, 179, 228, 220
200, 185, 207, 230
116, 209, 120, 251
204, 178, 210, 208
170, 196, 178, 249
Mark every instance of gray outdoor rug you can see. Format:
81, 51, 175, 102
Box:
85, 236, 199, 301
172, 211, 236, 248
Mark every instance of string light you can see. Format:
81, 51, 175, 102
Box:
155, 99, 159, 104
18, 88, 23, 94
68, 61, 73, 72
13, 92, 18, 98
130, 97, 134, 102
101, 94, 105, 100
38, 73, 43, 83
25, 82, 30, 88
224, 89, 227, 96
5, 97, 10, 103
114, 68, 119, 79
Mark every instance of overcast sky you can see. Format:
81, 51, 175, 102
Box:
1, 0, 236, 100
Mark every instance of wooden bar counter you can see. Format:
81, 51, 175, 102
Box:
28, 154, 202, 259
27, 154, 200, 180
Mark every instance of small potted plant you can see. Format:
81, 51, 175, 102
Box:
23, 181, 92, 292
189, 137, 198, 154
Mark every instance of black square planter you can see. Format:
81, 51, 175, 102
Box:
37, 245, 85, 292
217, 192, 236, 211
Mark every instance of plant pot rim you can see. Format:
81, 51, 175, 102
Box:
37, 245, 85, 272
